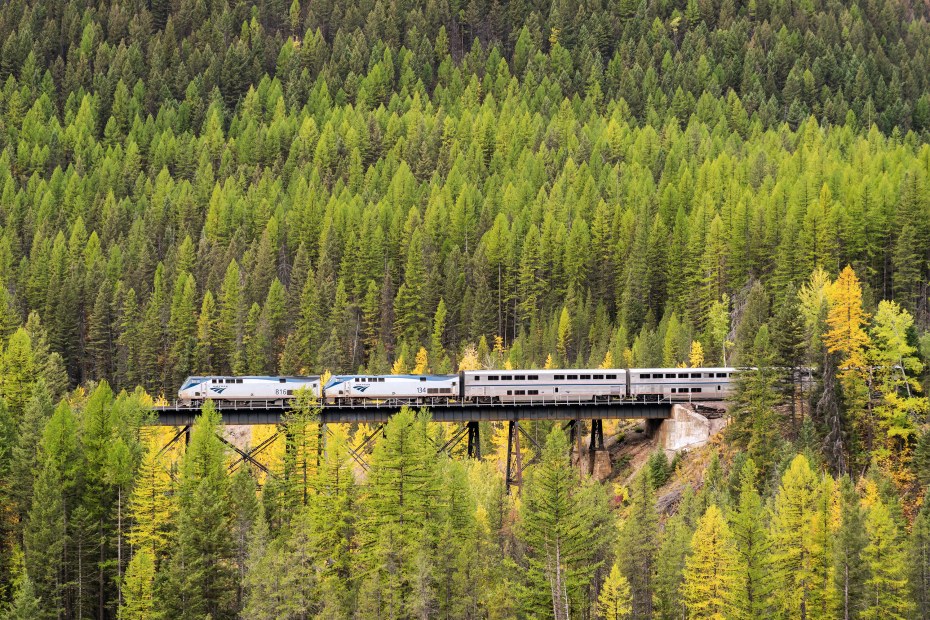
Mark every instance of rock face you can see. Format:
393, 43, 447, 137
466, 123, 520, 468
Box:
590, 450, 613, 481
655, 404, 727, 455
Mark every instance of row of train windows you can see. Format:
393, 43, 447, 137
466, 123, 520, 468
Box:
358, 377, 386, 382
211, 379, 243, 384
476, 374, 619, 381
427, 388, 453, 394
670, 387, 702, 393
639, 372, 731, 379
506, 390, 540, 396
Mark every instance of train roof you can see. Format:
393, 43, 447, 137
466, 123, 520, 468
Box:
182, 375, 321, 380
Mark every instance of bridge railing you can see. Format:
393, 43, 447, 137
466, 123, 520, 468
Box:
156, 395, 683, 411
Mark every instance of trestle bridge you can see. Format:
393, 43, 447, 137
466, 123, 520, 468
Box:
151, 399, 675, 492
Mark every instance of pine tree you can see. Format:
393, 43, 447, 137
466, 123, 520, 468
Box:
728, 325, 782, 475
681, 504, 738, 620
730, 459, 771, 619
193, 290, 217, 374
25, 401, 79, 617
834, 475, 868, 620
619, 469, 658, 620
862, 497, 912, 620
653, 499, 693, 620
518, 426, 611, 619
911, 494, 930, 620
768, 454, 821, 619
156, 402, 237, 619
357, 407, 439, 615
168, 272, 197, 386
217, 260, 243, 374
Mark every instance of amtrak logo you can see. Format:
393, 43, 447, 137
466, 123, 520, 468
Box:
354, 385, 370, 392
211, 386, 227, 394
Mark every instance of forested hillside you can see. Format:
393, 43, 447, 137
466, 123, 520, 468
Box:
0, 0, 930, 616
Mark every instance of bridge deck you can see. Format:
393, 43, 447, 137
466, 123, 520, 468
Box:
151, 399, 675, 426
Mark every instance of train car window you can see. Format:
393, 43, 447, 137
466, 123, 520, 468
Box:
488, 376, 498, 380
528, 375, 538, 380
502, 375, 513, 380
507, 390, 512, 396
515, 390, 525, 395
678, 373, 688, 378
580, 374, 591, 380
716, 372, 727, 377
474, 376, 480, 381
528, 390, 539, 395
237, 379, 243, 383
717, 386, 721, 390
691, 388, 702, 393
554, 374, 565, 380
690, 373, 701, 378
420, 377, 427, 382
515, 375, 526, 380
606, 374, 617, 379
287, 390, 293, 396
670, 388, 677, 393
378, 378, 385, 382
640, 374, 651, 379
567, 375, 578, 380
279, 378, 286, 383
666, 373, 676, 378
593, 374, 604, 379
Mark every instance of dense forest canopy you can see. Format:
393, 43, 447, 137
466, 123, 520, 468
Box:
0, 0, 930, 617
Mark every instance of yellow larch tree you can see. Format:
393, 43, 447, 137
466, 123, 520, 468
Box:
126, 439, 174, 562
597, 564, 632, 620
458, 344, 481, 371
413, 347, 429, 374
600, 351, 615, 369
688, 341, 704, 368
681, 504, 738, 620
823, 265, 870, 371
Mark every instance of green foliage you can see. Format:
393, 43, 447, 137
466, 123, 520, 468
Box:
518, 426, 612, 618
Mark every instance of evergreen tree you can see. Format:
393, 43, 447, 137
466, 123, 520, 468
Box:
728, 325, 782, 475
768, 454, 822, 619
120, 550, 156, 620
911, 494, 930, 620
730, 459, 771, 619
681, 504, 738, 620
597, 564, 632, 620
834, 475, 868, 620
619, 469, 658, 620
862, 497, 912, 620
156, 402, 237, 619
518, 426, 610, 618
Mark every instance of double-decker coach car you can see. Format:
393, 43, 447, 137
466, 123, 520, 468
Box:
628, 367, 736, 401
178, 376, 320, 406
324, 374, 460, 404
462, 369, 627, 403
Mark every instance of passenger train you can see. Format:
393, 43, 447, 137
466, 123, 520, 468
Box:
177, 368, 738, 406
